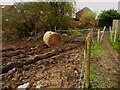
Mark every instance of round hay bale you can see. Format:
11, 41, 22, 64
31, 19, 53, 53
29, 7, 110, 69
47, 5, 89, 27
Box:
43, 31, 62, 48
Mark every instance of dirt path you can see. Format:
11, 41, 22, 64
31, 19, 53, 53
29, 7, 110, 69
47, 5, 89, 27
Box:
103, 32, 118, 61
102, 31, 119, 88
91, 31, 119, 88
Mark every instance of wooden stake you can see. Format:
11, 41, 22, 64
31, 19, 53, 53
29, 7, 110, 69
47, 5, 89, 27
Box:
114, 29, 117, 42
97, 29, 100, 42
85, 33, 92, 88
114, 20, 119, 42
100, 26, 106, 42
109, 26, 113, 42
91, 29, 94, 42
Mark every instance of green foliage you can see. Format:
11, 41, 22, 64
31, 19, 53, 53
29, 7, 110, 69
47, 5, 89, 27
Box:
2, 28, 21, 41
91, 42, 103, 57
108, 33, 120, 54
89, 42, 103, 89
82, 67, 99, 89
110, 42, 120, 54
98, 9, 120, 20
46, 2, 74, 30
98, 9, 120, 27
89, 67, 99, 89
80, 11, 97, 28
14, 2, 49, 36
82, 11, 96, 22
2, 2, 74, 40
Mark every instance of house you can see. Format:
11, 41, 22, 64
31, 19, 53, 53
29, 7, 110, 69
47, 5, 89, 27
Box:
76, 7, 92, 19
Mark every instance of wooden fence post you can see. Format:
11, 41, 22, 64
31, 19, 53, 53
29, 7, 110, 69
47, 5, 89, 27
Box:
114, 29, 117, 42
91, 29, 94, 42
97, 29, 100, 42
100, 26, 106, 42
85, 33, 92, 88
114, 20, 118, 42
109, 26, 113, 42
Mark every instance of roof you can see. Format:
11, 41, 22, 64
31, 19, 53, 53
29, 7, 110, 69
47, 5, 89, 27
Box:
76, 7, 92, 14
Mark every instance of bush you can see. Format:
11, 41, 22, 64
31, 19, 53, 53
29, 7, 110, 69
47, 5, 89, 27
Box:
2, 28, 21, 41
98, 9, 120, 27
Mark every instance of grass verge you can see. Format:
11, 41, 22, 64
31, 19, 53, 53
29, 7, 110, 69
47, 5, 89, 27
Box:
89, 42, 104, 89
108, 33, 120, 54
91, 42, 104, 57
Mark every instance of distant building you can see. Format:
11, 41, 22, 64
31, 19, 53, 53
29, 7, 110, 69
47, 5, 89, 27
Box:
118, 1, 120, 13
76, 7, 92, 19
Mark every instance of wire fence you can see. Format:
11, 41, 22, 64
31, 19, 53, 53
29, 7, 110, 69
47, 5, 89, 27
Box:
54, 26, 118, 88
56, 29, 93, 89
29, 28, 96, 88
53, 29, 93, 89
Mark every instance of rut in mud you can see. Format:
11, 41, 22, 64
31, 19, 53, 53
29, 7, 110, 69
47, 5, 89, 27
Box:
2, 36, 85, 89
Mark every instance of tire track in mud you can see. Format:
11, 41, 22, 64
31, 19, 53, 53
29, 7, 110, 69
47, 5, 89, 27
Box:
2, 36, 85, 89
2, 43, 48, 58
2, 45, 79, 73
2, 45, 84, 89
2, 44, 50, 65
2, 39, 85, 73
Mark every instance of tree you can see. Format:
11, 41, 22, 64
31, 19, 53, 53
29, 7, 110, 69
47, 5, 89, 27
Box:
14, 2, 50, 37
80, 11, 97, 28
98, 9, 120, 27
98, 9, 120, 20
2, 2, 50, 37
2, 2, 74, 40
46, 2, 74, 30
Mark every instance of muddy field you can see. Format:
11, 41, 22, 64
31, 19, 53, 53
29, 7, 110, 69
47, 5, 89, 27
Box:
1, 36, 85, 89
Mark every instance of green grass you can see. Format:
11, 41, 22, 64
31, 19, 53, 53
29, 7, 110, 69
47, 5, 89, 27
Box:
80, 42, 103, 89
110, 42, 120, 54
91, 42, 104, 57
82, 67, 99, 90
89, 42, 104, 89
108, 33, 120, 54
89, 67, 99, 90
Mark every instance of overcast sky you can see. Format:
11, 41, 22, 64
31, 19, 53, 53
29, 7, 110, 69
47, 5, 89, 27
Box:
0, 0, 119, 14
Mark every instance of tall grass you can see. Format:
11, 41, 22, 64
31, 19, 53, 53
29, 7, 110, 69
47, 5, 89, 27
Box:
108, 33, 120, 54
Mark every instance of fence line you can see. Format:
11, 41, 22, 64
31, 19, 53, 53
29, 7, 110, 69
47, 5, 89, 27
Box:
109, 26, 118, 42
97, 29, 100, 42
56, 29, 92, 32
114, 28, 117, 42
78, 25, 118, 88
100, 26, 106, 42
78, 32, 92, 89
109, 26, 113, 42
77, 48, 86, 88
85, 32, 92, 88
97, 26, 106, 42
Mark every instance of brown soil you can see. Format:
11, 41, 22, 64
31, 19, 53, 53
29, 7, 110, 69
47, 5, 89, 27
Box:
1, 31, 119, 89
1, 36, 85, 89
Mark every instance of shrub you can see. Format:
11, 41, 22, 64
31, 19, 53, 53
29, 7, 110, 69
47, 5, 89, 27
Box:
2, 28, 21, 41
